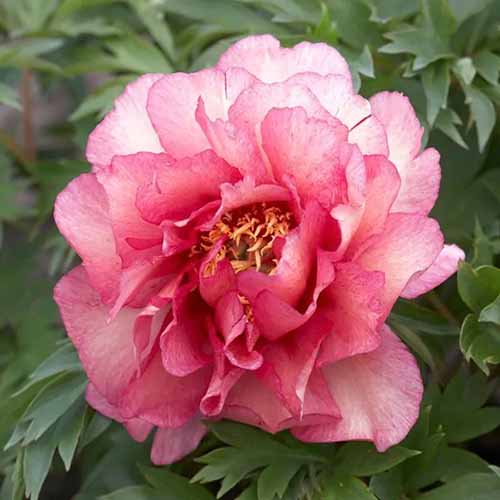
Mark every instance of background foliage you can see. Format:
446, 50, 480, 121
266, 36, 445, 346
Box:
1, 0, 500, 499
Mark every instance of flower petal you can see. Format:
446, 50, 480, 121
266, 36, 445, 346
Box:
151, 419, 207, 465
217, 34, 351, 85
261, 107, 349, 208
317, 262, 384, 366
401, 244, 465, 298
54, 266, 137, 404
147, 68, 255, 159
294, 325, 423, 452
87, 74, 164, 169
369, 91, 440, 214
54, 174, 121, 304
354, 213, 443, 316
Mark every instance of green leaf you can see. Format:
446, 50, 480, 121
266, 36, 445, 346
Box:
158, 0, 283, 34
0, 81, 21, 110
257, 462, 302, 500
434, 108, 467, 148
452, 57, 476, 85
106, 34, 173, 74
458, 263, 500, 312
141, 467, 215, 500
70, 76, 135, 121
418, 473, 500, 499
57, 399, 88, 471
369, 468, 404, 500
21, 372, 87, 444
100, 486, 164, 500
460, 314, 500, 374
325, 0, 382, 49
23, 426, 58, 500
479, 295, 500, 325
315, 473, 376, 499
129, 0, 175, 62
465, 86, 495, 152
448, 0, 494, 25
334, 443, 420, 476
11, 448, 25, 500
471, 219, 496, 266
474, 50, 500, 85
366, 0, 419, 23
422, 61, 450, 125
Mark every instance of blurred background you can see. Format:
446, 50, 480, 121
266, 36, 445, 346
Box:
0, 1, 499, 499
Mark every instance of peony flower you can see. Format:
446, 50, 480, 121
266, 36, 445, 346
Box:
54, 35, 464, 464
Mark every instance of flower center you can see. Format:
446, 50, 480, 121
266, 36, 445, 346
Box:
194, 203, 294, 277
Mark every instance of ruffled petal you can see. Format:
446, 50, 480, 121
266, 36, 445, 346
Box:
294, 325, 423, 452
87, 74, 164, 169
369, 91, 440, 214
136, 150, 239, 224
354, 213, 443, 315
54, 266, 138, 404
147, 68, 255, 159
317, 262, 384, 366
401, 244, 465, 298
151, 419, 207, 465
54, 174, 121, 304
217, 34, 351, 85
261, 107, 348, 208
121, 350, 210, 428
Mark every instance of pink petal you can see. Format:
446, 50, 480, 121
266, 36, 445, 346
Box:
349, 155, 401, 249
318, 262, 384, 366
227, 81, 333, 157
54, 174, 121, 304
151, 418, 207, 465
215, 291, 246, 345
354, 213, 444, 316
401, 244, 465, 298
86, 384, 153, 442
294, 325, 423, 452
96, 153, 171, 265
161, 288, 211, 377
146, 68, 255, 159
121, 350, 210, 428
199, 258, 238, 306
261, 107, 349, 208
54, 266, 138, 404
86, 74, 164, 169
257, 314, 331, 416
369, 92, 440, 214
217, 35, 351, 85
136, 150, 239, 224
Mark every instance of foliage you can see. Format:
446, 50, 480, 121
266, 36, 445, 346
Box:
0, 0, 499, 498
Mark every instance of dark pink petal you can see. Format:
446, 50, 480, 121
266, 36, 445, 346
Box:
161, 288, 212, 377
262, 107, 349, 208
217, 35, 351, 85
121, 350, 210, 428
87, 74, 164, 169
86, 384, 152, 442
295, 326, 423, 452
258, 314, 331, 416
147, 68, 255, 159
317, 262, 384, 366
54, 174, 121, 304
151, 419, 207, 465
354, 213, 444, 316
136, 150, 239, 224
199, 258, 238, 306
215, 291, 246, 345
54, 266, 137, 404
401, 244, 465, 298
370, 92, 440, 214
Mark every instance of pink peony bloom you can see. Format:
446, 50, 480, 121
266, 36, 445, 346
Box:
54, 35, 464, 464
